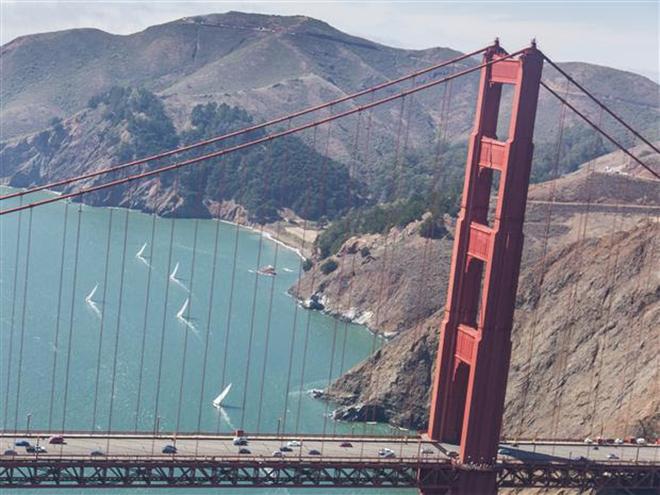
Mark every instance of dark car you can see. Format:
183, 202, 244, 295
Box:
279, 446, 293, 452
238, 448, 251, 455
48, 435, 65, 445
233, 437, 248, 446
90, 450, 106, 457
14, 440, 30, 447
26, 445, 47, 454
308, 449, 321, 456
340, 442, 353, 448
162, 445, 177, 454
2, 449, 18, 456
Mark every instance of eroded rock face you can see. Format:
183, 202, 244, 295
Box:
332, 404, 387, 423
320, 221, 659, 440
290, 219, 454, 335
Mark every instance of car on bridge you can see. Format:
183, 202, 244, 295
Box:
26, 445, 46, 454
162, 445, 177, 454
14, 440, 30, 447
90, 450, 106, 457
2, 449, 18, 456
233, 437, 248, 446
279, 446, 293, 452
340, 442, 353, 448
286, 440, 301, 447
378, 448, 395, 458
308, 449, 321, 456
238, 448, 251, 455
48, 435, 65, 445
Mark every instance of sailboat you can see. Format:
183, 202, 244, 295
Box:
85, 284, 98, 303
212, 383, 232, 408
170, 262, 180, 281
85, 284, 102, 319
169, 261, 188, 290
136, 242, 149, 265
176, 298, 189, 320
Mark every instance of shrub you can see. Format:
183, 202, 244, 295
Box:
320, 259, 338, 275
302, 258, 313, 272
419, 215, 448, 239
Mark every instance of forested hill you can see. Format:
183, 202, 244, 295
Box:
1, 11, 658, 222
0, 87, 361, 222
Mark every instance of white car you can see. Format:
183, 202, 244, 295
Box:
614, 438, 623, 445
287, 440, 302, 448
607, 453, 619, 460
636, 438, 646, 445
583, 437, 593, 444
378, 448, 395, 458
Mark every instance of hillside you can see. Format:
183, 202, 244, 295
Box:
2, 11, 659, 209
301, 148, 659, 439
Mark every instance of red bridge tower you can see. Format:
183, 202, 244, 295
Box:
426, 42, 543, 494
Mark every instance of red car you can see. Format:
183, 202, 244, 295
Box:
48, 435, 65, 445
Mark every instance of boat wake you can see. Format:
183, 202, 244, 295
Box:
85, 283, 102, 319
169, 262, 188, 291
282, 267, 295, 273
176, 298, 200, 339
135, 242, 150, 267
217, 405, 235, 430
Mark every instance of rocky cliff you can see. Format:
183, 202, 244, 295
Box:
304, 151, 659, 440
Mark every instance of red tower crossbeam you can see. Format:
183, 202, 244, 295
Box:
426, 42, 543, 494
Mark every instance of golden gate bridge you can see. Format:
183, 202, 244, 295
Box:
0, 40, 658, 494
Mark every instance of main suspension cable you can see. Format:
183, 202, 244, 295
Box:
0, 46, 490, 203
0, 49, 527, 218
541, 54, 660, 155
540, 82, 659, 179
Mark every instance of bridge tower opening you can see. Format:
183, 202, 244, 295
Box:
426, 42, 543, 494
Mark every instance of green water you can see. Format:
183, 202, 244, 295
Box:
0, 188, 415, 494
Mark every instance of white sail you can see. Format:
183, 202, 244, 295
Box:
176, 298, 189, 319
212, 383, 232, 408
136, 242, 147, 258
85, 284, 98, 303
85, 284, 102, 319
136, 242, 147, 259
170, 262, 180, 280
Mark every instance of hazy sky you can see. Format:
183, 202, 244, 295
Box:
1, 1, 658, 81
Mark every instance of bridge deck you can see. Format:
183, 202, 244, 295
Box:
1, 433, 657, 490
1, 433, 657, 463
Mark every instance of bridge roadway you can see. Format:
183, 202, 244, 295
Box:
1, 433, 658, 491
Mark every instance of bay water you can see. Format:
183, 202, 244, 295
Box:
0, 187, 415, 494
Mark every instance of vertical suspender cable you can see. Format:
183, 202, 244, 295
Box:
294, 127, 324, 433
281, 125, 317, 435
175, 219, 200, 434
296, 122, 333, 435
13, 208, 33, 432
332, 110, 364, 437
3, 197, 23, 431
134, 212, 157, 431
216, 215, 241, 434
195, 212, 222, 450
106, 207, 130, 450
239, 143, 272, 428
91, 208, 114, 431
366, 89, 410, 429
256, 121, 291, 433
60, 199, 83, 431
517, 78, 569, 439
152, 214, 176, 438
47, 202, 69, 431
